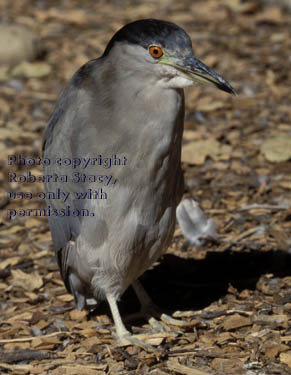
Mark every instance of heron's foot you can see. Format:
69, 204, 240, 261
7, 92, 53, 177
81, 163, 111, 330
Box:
113, 330, 161, 352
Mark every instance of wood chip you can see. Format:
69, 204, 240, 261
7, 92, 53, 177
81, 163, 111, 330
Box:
166, 358, 212, 375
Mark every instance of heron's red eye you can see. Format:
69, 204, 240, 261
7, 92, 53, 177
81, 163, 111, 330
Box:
149, 46, 163, 59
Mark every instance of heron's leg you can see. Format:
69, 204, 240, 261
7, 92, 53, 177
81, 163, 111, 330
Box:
131, 280, 189, 328
132, 279, 155, 311
133, 279, 172, 319
106, 292, 130, 338
105, 292, 159, 352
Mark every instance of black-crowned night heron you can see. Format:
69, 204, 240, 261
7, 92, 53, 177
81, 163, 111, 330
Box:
43, 19, 234, 347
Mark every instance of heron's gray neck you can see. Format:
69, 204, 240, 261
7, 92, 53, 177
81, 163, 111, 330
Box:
88, 62, 185, 159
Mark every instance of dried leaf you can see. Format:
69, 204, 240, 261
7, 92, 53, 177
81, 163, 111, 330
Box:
69, 309, 87, 321
261, 135, 291, 162
0, 256, 20, 269
264, 342, 280, 360
11, 61, 51, 78
211, 358, 243, 372
11, 269, 43, 291
280, 351, 291, 367
167, 358, 212, 375
182, 138, 232, 165
57, 294, 74, 302
223, 314, 252, 330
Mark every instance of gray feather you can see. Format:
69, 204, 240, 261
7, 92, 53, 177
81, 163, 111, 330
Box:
43, 46, 185, 307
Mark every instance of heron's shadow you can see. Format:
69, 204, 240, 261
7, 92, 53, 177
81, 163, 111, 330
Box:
119, 249, 291, 315
91, 248, 291, 320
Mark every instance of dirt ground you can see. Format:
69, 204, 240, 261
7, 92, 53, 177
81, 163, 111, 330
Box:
0, 0, 291, 374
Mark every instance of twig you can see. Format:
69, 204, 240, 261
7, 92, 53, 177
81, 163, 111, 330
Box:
239, 203, 289, 211
112, 347, 138, 369
0, 350, 56, 364
0, 331, 71, 344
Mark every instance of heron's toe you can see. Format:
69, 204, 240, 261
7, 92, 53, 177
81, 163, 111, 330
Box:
113, 332, 160, 353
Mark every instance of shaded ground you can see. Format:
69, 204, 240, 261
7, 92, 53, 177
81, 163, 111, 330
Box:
0, 0, 291, 374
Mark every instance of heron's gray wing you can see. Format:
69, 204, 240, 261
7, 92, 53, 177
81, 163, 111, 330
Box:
43, 100, 78, 291
42, 60, 100, 291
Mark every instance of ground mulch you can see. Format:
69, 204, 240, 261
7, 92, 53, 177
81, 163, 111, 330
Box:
0, 1, 291, 374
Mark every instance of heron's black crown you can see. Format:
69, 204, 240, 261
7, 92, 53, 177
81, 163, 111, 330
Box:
102, 19, 192, 56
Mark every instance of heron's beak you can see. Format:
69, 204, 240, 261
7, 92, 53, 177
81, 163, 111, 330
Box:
160, 55, 236, 94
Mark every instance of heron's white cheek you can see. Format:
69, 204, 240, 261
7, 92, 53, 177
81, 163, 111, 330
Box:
161, 75, 196, 89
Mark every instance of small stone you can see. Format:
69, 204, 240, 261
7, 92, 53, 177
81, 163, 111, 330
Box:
0, 24, 40, 66
261, 135, 291, 162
